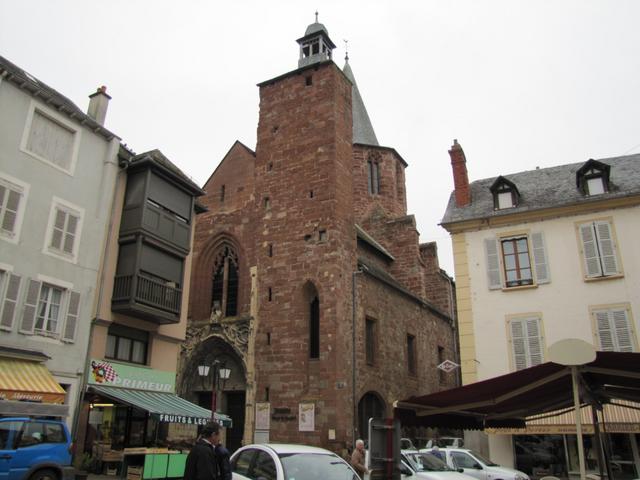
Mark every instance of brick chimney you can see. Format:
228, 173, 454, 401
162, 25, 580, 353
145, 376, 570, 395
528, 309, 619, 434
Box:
87, 86, 111, 126
448, 139, 471, 207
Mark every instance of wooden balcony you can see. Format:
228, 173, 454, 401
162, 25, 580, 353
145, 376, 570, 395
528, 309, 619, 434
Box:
112, 274, 182, 324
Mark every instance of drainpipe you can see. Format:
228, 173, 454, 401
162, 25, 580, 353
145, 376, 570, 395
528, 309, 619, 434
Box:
352, 264, 367, 445
70, 140, 126, 447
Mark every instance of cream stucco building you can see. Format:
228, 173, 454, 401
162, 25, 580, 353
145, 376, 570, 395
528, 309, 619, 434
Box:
441, 141, 640, 476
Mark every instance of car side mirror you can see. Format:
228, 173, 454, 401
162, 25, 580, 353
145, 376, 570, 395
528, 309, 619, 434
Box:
473, 463, 483, 470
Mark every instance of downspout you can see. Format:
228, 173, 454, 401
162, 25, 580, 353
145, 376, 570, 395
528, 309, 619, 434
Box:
70, 139, 127, 446
352, 265, 365, 445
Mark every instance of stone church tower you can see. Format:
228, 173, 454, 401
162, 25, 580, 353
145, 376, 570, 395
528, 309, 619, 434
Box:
179, 17, 458, 454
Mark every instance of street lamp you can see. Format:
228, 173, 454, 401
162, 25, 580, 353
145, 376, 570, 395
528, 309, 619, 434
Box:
198, 360, 231, 419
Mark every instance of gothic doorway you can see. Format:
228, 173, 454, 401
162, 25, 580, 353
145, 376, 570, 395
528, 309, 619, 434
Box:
358, 391, 386, 441
180, 336, 246, 444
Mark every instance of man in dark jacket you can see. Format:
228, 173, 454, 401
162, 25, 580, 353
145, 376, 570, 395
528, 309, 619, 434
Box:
184, 422, 221, 480
215, 443, 232, 480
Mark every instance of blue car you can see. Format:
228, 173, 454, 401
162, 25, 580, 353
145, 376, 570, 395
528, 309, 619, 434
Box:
0, 418, 74, 480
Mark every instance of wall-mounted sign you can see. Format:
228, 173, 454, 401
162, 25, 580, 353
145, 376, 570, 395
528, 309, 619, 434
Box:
299, 403, 315, 432
255, 402, 270, 430
88, 359, 175, 393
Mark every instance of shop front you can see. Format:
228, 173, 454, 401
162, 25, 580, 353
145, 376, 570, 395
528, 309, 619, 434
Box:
0, 356, 69, 417
80, 359, 231, 477
490, 402, 640, 480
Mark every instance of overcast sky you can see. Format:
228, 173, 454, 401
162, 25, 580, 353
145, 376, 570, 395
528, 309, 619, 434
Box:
2, 1, 639, 275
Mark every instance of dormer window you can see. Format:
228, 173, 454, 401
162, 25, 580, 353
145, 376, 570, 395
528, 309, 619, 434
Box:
490, 176, 519, 210
576, 159, 610, 196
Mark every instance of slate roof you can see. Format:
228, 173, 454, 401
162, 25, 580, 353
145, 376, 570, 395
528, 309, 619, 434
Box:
0, 55, 118, 141
343, 59, 379, 146
441, 154, 640, 225
128, 149, 205, 196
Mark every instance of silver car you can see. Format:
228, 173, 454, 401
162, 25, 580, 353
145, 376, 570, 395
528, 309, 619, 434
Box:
231, 443, 359, 480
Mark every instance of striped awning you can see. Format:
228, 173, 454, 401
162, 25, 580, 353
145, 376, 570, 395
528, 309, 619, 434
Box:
90, 385, 232, 427
0, 358, 66, 403
487, 400, 640, 434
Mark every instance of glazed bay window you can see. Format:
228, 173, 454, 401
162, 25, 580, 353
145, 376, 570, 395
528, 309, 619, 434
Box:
578, 220, 621, 279
484, 232, 549, 290
106, 325, 149, 364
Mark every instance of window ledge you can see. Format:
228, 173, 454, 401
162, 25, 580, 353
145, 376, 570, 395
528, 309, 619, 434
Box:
584, 274, 624, 282
501, 284, 538, 292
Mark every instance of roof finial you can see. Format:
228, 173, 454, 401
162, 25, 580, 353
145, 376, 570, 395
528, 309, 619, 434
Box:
343, 39, 349, 62
315, 10, 319, 23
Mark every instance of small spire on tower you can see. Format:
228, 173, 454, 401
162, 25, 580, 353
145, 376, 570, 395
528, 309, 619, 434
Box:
315, 10, 318, 23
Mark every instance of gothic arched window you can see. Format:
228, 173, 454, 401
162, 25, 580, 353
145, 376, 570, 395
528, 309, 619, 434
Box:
211, 245, 239, 317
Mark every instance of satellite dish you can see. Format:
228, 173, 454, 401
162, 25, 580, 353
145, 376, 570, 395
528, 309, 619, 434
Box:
548, 338, 596, 366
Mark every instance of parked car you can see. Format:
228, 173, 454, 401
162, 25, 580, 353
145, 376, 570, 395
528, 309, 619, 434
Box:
399, 451, 478, 480
0, 417, 74, 480
436, 448, 529, 480
230, 443, 359, 480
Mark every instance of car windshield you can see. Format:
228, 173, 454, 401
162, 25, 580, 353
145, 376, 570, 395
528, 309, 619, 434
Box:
405, 453, 452, 472
469, 451, 499, 467
279, 452, 359, 480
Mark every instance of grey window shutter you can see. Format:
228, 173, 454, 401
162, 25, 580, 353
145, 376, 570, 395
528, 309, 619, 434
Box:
594, 221, 619, 276
526, 317, 544, 366
62, 291, 80, 342
20, 279, 41, 334
531, 232, 550, 284
484, 238, 502, 290
1, 273, 21, 329
579, 223, 602, 277
595, 310, 615, 351
612, 309, 634, 352
510, 319, 527, 370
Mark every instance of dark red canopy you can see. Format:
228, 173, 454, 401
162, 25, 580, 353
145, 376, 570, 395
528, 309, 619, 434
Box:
394, 351, 640, 429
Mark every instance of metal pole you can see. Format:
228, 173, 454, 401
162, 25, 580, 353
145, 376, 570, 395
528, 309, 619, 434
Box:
211, 362, 218, 419
571, 366, 586, 480
352, 270, 359, 446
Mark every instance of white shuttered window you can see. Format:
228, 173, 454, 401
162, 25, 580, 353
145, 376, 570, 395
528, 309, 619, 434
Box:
510, 316, 544, 370
594, 307, 636, 352
579, 221, 620, 278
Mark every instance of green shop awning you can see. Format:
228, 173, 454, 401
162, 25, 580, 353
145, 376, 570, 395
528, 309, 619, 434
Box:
90, 385, 232, 427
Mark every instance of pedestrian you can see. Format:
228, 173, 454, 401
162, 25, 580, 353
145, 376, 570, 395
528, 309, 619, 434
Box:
184, 421, 221, 480
351, 439, 369, 479
431, 445, 444, 461
215, 443, 232, 480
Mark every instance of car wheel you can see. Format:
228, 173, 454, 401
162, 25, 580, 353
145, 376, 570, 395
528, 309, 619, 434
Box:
29, 469, 59, 480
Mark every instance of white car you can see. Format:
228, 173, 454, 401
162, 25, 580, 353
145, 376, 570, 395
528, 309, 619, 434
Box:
436, 448, 529, 480
230, 443, 359, 480
399, 451, 479, 480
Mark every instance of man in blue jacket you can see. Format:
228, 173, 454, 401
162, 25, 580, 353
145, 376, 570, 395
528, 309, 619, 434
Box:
184, 422, 221, 480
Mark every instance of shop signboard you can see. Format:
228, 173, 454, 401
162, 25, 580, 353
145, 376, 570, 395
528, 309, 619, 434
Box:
88, 359, 175, 393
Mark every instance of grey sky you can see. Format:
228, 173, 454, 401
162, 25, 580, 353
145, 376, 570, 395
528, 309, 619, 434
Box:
2, 0, 639, 275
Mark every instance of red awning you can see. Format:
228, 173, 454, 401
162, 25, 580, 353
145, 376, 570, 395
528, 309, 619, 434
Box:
394, 351, 640, 429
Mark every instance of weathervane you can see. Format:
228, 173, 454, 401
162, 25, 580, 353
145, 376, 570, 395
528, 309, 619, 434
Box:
315, 10, 318, 23
343, 39, 349, 61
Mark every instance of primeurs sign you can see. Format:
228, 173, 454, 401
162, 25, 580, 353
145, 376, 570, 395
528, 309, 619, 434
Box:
88, 359, 175, 393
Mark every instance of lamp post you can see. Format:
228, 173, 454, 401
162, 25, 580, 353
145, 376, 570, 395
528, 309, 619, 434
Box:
198, 360, 231, 419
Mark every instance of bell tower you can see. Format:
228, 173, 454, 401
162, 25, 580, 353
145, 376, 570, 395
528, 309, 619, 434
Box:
297, 12, 336, 67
